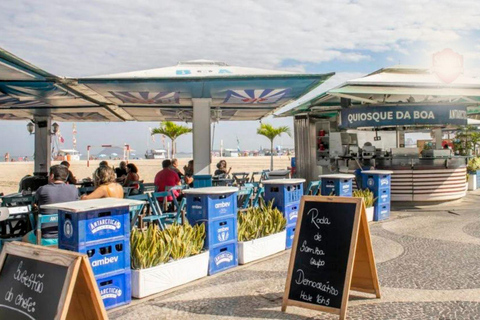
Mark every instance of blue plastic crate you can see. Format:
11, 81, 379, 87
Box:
362, 173, 391, 191
204, 215, 237, 249
59, 206, 130, 247
208, 240, 238, 275
286, 224, 296, 249
374, 203, 390, 221
374, 188, 391, 205
96, 269, 131, 310
186, 192, 237, 223
320, 178, 352, 196
264, 183, 303, 207
60, 237, 130, 277
275, 202, 299, 225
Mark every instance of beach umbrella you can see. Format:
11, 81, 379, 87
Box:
99, 154, 107, 158
111, 152, 118, 157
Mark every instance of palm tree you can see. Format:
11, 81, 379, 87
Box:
257, 123, 291, 170
151, 121, 192, 158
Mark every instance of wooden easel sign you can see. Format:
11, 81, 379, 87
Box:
0, 242, 108, 320
282, 196, 381, 320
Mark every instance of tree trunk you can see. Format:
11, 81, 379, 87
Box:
171, 138, 175, 158
270, 140, 274, 171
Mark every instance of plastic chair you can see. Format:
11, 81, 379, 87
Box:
237, 186, 254, 209
78, 186, 94, 196
34, 213, 59, 246
139, 182, 156, 194
252, 186, 265, 207
1, 195, 35, 208
146, 192, 172, 230
305, 181, 321, 196
127, 194, 149, 229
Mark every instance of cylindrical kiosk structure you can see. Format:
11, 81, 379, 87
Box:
184, 186, 238, 275
319, 174, 355, 197
263, 178, 305, 249
361, 170, 393, 221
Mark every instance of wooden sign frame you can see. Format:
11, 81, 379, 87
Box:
282, 196, 380, 320
0, 242, 108, 320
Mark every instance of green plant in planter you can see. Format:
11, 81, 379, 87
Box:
130, 222, 206, 270
237, 199, 287, 242
467, 157, 480, 173
353, 189, 376, 208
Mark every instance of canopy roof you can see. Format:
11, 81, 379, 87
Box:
278, 65, 480, 118
0, 48, 333, 122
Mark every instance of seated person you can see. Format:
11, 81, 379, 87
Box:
99, 160, 109, 167
155, 159, 181, 202
170, 158, 184, 180
115, 161, 128, 182
25, 164, 79, 245
123, 163, 140, 194
214, 159, 231, 177
60, 160, 77, 184
81, 166, 124, 200
183, 159, 194, 187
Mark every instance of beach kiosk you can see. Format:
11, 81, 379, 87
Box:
279, 62, 480, 202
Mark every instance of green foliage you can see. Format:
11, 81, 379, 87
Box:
467, 157, 480, 173
130, 222, 205, 270
353, 189, 376, 208
151, 121, 192, 157
454, 125, 480, 156
257, 123, 291, 170
256, 123, 291, 142
237, 199, 287, 242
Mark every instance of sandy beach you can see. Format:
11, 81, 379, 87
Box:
0, 156, 291, 195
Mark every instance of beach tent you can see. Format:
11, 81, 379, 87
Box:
0, 47, 333, 175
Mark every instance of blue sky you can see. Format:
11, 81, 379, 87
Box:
1, 0, 480, 157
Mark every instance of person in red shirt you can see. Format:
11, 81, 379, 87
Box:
154, 159, 181, 201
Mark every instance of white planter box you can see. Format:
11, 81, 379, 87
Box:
238, 230, 286, 265
366, 206, 374, 222
131, 251, 209, 298
468, 174, 477, 191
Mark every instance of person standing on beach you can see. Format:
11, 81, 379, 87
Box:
4, 152, 9, 162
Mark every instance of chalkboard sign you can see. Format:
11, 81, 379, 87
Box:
282, 196, 380, 320
0, 254, 68, 320
0, 242, 107, 320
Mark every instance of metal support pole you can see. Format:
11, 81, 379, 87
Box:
192, 98, 212, 175
33, 116, 52, 176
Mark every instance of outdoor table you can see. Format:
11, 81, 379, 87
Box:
319, 174, 355, 197
212, 177, 234, 186
231, 172, 250, 186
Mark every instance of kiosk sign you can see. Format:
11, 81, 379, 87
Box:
340, 105, 467, 128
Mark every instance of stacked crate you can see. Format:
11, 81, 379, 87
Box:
361, 170, 392, 221
319, 174, 355, 197
263, 179, 304, 249
185, 187, 238, 275
58, 205, 131, 310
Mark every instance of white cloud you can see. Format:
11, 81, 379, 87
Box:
1, 0, 479, 76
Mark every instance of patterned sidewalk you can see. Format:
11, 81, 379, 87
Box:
110, 191, 480, 320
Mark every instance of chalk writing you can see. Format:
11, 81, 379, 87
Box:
295, 269, 339, 296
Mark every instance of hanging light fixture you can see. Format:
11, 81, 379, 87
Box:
26, 122, 34, 134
